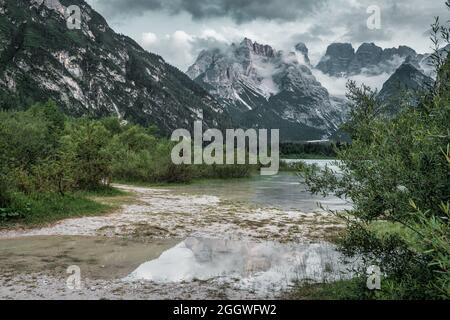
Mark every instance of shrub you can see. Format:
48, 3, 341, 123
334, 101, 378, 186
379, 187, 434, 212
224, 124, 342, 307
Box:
302, 11, 450, 299
62, 120, 112, 190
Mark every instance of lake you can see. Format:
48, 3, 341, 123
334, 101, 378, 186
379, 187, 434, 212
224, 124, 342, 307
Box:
0, 160, 355, 299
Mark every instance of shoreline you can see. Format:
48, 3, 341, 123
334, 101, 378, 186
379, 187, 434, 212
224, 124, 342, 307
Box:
0, 181, 349, 300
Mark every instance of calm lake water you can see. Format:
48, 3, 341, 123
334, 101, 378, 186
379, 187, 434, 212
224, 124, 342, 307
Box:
173, 160, 350, 213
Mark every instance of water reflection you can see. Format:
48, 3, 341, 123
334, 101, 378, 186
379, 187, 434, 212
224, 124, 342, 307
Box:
126, 238, 353, 292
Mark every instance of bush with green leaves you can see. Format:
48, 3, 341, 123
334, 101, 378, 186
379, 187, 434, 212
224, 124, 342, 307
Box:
104, 121, 192, 183
303, 17, 450, 299
0, 101, 64, 193
62, 120, 113, 190
105, 119, 255, 184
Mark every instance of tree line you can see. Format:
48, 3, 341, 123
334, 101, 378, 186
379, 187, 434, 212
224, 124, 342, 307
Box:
0, 101, 253, 223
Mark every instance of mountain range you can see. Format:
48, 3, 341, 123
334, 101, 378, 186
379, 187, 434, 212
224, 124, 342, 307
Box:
0, 0, 442, 141
0, 0, 231, 135
187, 39, 439, 140
186, 38, 348, 140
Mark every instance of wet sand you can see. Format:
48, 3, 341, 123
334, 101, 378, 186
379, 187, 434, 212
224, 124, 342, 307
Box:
0, 236, 178, 279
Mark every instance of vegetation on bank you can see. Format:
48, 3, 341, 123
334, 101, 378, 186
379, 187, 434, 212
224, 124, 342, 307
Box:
0, 102, 254, 226
0, 189, 124, 228
300, 10, 450, 300
288, 279, 365, 300
280, 142, 340, 160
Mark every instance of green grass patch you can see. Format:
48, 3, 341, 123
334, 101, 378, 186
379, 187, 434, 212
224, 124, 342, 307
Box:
369, 220, 421, 249
0, 187, 126, 229
289, 279, 366, 300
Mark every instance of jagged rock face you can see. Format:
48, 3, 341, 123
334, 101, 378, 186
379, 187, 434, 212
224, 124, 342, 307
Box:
419, 44, 450, 77
187, 39, 349, 141
0, 0, 231, 134
240, 38, 275, 58
348, 43, 383, 74
378, 61, 434, 110
317, 42, 419, 77
295, 42, 310, 65
187, 38, 282, 114
382, 45, 417, 61
316, 43, 355, 77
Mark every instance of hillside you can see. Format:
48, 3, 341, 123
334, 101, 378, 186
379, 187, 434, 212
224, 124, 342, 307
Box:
0, 0, 231, 134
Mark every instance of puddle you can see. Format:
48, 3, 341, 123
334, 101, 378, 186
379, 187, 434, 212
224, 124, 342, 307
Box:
0, 236, 178, 279
0, 236, 356, 299
126, 237, 353, 294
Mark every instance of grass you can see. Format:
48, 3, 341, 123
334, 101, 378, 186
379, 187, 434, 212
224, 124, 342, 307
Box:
0, 187, 129, 229
288, 279, 365, 300
369, 220, 420, 249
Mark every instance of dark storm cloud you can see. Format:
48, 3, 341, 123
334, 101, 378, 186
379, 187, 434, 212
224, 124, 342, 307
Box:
290, 25, 332, 47
339, 1, 446, 44
95, 0, 327, 23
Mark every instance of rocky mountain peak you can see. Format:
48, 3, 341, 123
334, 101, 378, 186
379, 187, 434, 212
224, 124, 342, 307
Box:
187, 39, 349, 141
238, 38, 276, 58
348, 42, 384, 73
355, 43, 383, 61
383, 46, 417, 59
317, 41, 426, 77
294, 42, 310, 65
325, 43, 355, 58
378, 60, 434, 108
316, 43, 355, 77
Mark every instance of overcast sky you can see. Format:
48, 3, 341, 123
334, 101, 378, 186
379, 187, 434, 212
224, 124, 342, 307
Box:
85, 0, 449, 71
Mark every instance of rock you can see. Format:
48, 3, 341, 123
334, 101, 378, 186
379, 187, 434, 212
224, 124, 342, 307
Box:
378, 61, 434, 112
318, 42, 423, 77
382, 45, 417, 61
316, 43, 355, 77
295, 42, 310, 65
348, 42, 383, 74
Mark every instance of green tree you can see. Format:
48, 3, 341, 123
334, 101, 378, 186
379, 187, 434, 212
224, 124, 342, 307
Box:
27, 100, 65, 149
303, 7, 450, 299
63, 120, 112, 190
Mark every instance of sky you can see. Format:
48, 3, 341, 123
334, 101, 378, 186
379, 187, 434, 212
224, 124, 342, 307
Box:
85, 0, 449, 72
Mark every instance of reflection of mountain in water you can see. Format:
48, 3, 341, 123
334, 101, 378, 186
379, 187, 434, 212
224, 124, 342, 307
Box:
126, 238, 355, 293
